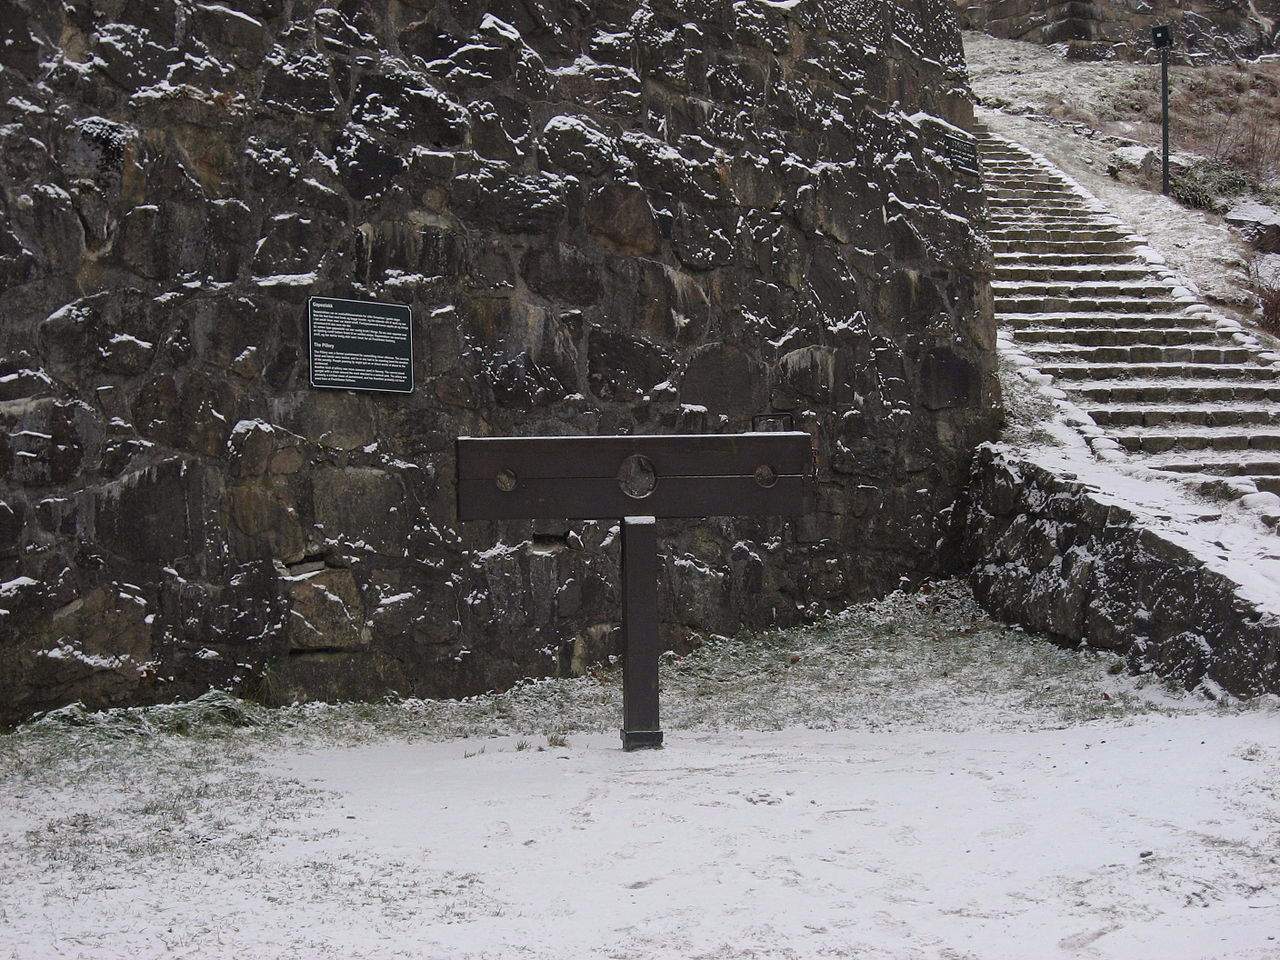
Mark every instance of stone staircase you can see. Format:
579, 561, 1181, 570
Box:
977, 131, 1280, 505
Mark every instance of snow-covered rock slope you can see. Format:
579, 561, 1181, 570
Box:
957, 0, 1279, 61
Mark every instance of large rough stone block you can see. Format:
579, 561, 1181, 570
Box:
0, 586, 154, 720
1225, 201, 1280, 254
284, 568, 368, 651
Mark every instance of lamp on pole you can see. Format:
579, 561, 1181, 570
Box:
1151, 24, 1173, 196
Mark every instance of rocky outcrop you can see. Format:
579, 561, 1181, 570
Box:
0, 0, 996, 724
1226, 200, 1280, 254
958, 0, 1280, 61
959, 445, 1280, 697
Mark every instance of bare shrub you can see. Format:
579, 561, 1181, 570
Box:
1102, 63, 1280, 184
1171, 64, 1280, 181
1249, 256, 1280, 336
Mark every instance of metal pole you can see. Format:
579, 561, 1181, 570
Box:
1161, 48, 1170, 196
620, 515, 662, 751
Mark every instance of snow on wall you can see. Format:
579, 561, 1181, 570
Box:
959, 444, 1280, 699
0, 0, 997, 722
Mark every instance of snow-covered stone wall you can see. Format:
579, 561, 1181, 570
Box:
957, 0, 1279, 61
959, 445, 1279, 699
0, 0, 997, 722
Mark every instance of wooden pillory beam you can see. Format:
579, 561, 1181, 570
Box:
456, 432, 814, 750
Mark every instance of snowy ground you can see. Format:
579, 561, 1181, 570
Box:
3, 584, 1278, 960
965, 32, 1267, 330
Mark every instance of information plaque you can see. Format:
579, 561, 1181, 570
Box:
942, 133, 981, 179
308, 296, 413, 394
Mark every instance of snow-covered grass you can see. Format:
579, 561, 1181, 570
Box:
997, 352, 1063, 449
5, 582, 1207, 753
3, 583, 1277, 959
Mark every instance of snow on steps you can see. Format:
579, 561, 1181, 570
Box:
978, 129, 1280, 527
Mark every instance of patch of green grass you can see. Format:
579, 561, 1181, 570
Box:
1171, 159, 1255, 212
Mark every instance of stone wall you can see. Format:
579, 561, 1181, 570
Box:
0, 0, 997, 723
958, 445, 1280, 698
958, 0, 1280, 61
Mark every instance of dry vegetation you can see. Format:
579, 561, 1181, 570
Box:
1103, 64, 1280, 180
1046, 62, 1280, 212
1250, 255, 1280, 334
1023, 60, 1280, 206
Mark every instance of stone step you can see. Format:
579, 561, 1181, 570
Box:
990, 239, 1135, 254
993, 252, 1146, 263
996, 296, 1183, 313
983, 168, 1056, 177
1022, 343, 1256, 364
1002, 314, 1211, 333
1071, 380, 1280, 403
994, 264, 1157, 282
1088, 404, 1280, 429
1012, 326, 1226, 346
989, 208, 1098, 220
986, 173, 1052, 181
1110, 427, 1280, 454
990, 224, 1119, 236
1145, 451, 1280, 472
1039, 362, 1280, 381
985, 179, 1064, 190
988, 227, 1130, 242
987, 197, 1090, 211
987, 196, 1090, 210
994, 252, 1144, 267
989, 215, 1115, 226
988, 215, 1119, 229
994, 280, 1175, 297
1145, 454, 1280, 491
989, 191, 1081, 203
988, 207, 1093, 219
987, 197, 1086, 207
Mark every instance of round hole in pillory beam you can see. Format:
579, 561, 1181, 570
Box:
754, 464, 778, 488
495, 468, 517, 492
617, 454, 657, 499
